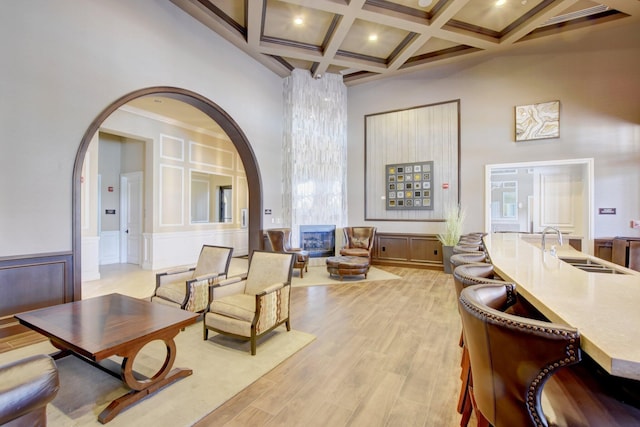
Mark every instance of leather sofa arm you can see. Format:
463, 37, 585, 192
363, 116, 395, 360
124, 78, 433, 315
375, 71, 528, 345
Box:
0, 354, 59, 425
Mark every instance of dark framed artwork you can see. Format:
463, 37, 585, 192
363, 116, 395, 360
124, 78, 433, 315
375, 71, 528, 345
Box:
385, 161, 434, 210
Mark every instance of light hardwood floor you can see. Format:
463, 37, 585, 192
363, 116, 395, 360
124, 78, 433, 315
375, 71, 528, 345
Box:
195, 266, 465, 427
3, 263, 467, 426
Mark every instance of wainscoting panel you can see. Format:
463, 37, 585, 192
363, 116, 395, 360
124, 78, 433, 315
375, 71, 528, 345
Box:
99, 230, 120, 265
81, 236, 100, 281
0, 252, 74, 319
143, 229, 249, 270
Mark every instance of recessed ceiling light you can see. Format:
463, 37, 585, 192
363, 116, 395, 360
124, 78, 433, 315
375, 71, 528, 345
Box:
495, 0, 507, 6
418, 0, 433, 7
293, 16, 303, 25
369, 34, 378, 41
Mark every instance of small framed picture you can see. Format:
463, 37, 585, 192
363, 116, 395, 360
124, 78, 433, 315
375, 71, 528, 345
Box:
515, 100, 560, 141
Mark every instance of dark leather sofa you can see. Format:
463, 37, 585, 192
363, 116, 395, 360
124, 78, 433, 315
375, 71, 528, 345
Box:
0, 354, 59, 427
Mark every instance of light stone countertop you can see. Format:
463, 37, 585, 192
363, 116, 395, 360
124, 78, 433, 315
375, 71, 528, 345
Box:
484, 232, 640, 381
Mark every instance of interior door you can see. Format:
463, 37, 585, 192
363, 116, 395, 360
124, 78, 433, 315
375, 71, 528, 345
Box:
533, 165, 584, 235
120, 172, 143, 265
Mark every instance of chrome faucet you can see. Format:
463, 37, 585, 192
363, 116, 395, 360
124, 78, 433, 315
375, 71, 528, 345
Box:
541, 226, 563, 253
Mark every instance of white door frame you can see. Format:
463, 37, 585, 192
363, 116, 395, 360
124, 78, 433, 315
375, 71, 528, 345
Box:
484, 158, 594, 252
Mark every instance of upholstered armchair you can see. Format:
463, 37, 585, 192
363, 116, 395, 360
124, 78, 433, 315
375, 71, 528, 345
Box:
151, 245, 233, 313
0, 354, 59, 426
203, 251, 294, 355
266, 228, 309, 278
340, 226, 376, 260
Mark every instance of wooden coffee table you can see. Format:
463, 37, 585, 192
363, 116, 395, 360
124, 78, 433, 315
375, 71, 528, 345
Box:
14, 293, 198, 424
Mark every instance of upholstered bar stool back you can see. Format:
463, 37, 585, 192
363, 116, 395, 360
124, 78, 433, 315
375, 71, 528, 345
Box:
459, 283, 640, 427
452, 262, 510, 426
450, 252, 487, 277
452, 263, 500, 298
453, 244, 483, 254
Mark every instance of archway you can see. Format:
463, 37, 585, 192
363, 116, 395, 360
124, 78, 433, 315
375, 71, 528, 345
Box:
72, 87, 263, 297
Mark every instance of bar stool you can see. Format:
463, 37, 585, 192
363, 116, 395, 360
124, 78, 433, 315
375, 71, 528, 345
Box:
449, 252, 487, 282
459, 283, 640, 427
453, 263, 508, 427
453, 244, 483, 254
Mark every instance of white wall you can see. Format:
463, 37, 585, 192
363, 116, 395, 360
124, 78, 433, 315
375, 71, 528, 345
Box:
0, 0, 283, 257
347, 21, 640, 239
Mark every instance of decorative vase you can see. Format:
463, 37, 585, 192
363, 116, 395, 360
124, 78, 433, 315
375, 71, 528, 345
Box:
442, 245, 454, 274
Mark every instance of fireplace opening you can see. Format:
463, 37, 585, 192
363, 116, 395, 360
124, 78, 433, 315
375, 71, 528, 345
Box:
300, 225, 336, 258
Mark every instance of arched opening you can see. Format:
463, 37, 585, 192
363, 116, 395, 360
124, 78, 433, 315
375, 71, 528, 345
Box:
72, 87, 263, 298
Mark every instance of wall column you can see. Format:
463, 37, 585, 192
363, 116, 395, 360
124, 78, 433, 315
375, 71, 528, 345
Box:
282, 70, 347, 246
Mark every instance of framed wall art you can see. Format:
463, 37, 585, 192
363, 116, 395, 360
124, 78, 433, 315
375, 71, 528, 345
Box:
364, 99, 460, 221
386, 161, 434, 210
515, 100, 560, 142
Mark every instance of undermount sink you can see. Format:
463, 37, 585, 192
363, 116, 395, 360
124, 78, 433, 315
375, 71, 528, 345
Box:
559, 257, 627, 274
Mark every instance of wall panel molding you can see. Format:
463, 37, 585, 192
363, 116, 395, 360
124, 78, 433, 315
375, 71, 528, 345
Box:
0, 252, 74, 319
365, 100, 460, 221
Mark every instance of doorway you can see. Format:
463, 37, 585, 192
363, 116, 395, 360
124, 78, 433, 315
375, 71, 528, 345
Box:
73, 87, 263, 297
120, 172, 143, 265
484, 158, 594, 253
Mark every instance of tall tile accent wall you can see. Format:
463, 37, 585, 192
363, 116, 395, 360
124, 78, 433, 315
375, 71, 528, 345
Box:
283, 69, 347, 246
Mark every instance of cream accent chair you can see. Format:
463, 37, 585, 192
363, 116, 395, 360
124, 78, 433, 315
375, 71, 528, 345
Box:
340, 226, 377, 260
151, 245, 233, 313
203, 251, 294, 355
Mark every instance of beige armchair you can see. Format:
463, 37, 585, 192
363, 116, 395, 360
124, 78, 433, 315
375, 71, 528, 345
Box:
340, 226, 376, 260
151, 245, 233, 313
266, 228, 309, 278
203, 251, 294, 355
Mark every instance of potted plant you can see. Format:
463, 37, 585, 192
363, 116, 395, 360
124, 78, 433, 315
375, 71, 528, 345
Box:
438, 205, 466, 274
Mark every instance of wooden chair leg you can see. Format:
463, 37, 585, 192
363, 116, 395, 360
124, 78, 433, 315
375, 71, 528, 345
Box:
458, 367, 470, 413
469, 381, 490, 427
458, 346, 470, 413
460, 392, 472, 427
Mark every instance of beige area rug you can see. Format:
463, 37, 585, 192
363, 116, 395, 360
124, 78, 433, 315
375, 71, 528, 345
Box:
226, 257, 401, 287
0, 322, 314, 427
291, 264, 401, 287
229, 258, 401, 287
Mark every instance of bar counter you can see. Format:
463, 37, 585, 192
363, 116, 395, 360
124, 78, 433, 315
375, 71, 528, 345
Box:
484, 232, 640, 381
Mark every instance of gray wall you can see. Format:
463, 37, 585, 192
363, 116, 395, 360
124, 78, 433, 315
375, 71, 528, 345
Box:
1, 1, 639, 260
0, 1, 283, 256
347, 20, 640, 239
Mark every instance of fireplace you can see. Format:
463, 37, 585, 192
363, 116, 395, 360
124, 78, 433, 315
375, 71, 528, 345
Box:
300, 225, 336, 258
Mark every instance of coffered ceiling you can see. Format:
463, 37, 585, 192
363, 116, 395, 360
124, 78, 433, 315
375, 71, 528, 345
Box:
170, 0, 639, 85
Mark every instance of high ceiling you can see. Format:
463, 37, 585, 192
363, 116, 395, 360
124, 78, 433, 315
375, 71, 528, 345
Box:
170, 0, 639, 86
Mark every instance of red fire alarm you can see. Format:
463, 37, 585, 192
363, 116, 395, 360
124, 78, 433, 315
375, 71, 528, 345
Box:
108, 186, 114, 192
442, 183, 449, 189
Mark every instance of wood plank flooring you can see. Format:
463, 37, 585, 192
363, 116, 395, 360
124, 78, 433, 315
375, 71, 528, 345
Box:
1, 264, 468, 426
195, 266, 465, 426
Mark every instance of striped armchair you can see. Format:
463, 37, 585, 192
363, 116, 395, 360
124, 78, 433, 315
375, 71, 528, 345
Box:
203, 250, 294, 355
151, 245, 233, 313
